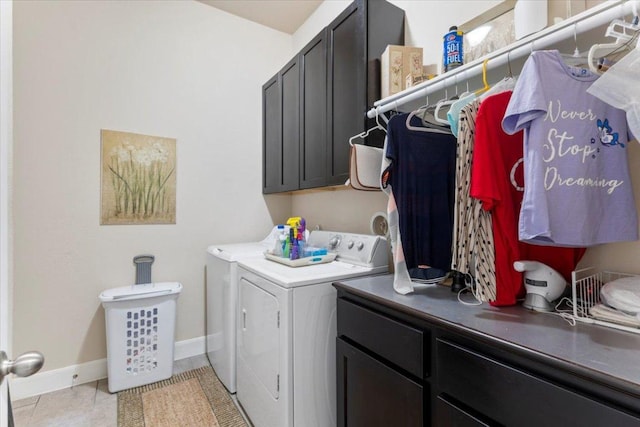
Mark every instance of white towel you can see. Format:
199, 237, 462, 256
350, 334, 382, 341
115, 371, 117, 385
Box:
589, 303, 640, 328
600, 276, 640, 317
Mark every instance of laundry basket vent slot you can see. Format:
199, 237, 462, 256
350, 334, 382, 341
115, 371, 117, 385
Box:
125, 307, 160, 375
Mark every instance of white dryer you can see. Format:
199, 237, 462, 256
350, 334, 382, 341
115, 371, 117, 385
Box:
236, 231, 389, 427
206, 241, 270, 393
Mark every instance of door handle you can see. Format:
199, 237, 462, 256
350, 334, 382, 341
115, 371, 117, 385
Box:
242, 308, 247, 331
0, 351, 44, 383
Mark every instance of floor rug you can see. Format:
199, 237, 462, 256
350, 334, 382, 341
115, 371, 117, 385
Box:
117, 365, 248, 427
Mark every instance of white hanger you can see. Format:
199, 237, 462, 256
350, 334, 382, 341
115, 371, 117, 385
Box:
560, 24, 589, 67
348, 111, 386, 146
433, 87, 455, 125
588, 11, 640, 74
404, 93, 450, 134
405, 111, 451, 134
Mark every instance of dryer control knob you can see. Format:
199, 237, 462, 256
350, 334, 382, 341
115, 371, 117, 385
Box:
356, 241, 364, 251
347, 241, 354, 249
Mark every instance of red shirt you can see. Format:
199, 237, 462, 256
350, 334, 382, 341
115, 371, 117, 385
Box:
471, 91, 584, 306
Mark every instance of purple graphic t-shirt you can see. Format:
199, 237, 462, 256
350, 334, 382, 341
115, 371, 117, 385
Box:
503, 50, 638, 246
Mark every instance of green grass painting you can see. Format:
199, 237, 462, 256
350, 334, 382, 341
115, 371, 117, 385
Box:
101, 130, 176, 225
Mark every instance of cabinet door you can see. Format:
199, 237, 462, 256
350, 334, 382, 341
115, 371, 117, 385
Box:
262, 74, 281, 193
280, 57, 300, 191
337, 338, 423, 427
326, 1, 364, 187
262, 58, 300, 194
299, 30, 327, 189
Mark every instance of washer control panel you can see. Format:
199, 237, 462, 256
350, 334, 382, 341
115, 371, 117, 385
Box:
307, 231, 388, 268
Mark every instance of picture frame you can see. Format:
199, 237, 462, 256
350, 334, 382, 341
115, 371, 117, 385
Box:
100, 129, 177, 225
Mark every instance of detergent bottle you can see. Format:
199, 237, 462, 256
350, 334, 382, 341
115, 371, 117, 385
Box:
286, 217, 305, 260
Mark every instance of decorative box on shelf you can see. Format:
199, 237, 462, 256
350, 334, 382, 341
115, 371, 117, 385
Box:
381, 45, 424, 98
405, 64, 438, 89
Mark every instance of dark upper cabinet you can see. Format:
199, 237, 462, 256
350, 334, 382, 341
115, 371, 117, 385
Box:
281, 58, 300, 191
262, 74, 281, 193
300, 30, 328, 190
262, 56, 300, 194
326, 0, 404, 187
263, 0, 404, 193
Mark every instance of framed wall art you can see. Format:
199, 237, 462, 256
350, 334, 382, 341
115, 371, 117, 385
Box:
101, 129, 176, 225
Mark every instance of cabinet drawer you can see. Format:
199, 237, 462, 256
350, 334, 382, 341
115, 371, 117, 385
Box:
435, 396, 492, 427
337, 338, 423, 427
337, 298, 426, 378
437, 339, 640, 427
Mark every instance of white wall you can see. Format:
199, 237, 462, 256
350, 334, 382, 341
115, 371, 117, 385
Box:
12, 0, 291, 371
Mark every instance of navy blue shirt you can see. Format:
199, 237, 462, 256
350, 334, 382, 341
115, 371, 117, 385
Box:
383, 112, 456, 273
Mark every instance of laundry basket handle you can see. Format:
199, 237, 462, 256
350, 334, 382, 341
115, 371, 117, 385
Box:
133, 254, 155, 285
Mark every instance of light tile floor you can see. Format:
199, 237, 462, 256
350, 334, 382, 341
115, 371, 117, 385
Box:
11, 354, 214, 427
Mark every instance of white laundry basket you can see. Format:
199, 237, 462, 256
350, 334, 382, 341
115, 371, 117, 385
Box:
99, 282, 182, 393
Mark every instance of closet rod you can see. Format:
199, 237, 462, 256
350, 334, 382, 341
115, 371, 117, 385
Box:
366, 0, 639, 119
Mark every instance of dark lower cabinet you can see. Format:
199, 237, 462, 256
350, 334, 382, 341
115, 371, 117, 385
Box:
336, 291, 640, 427
337, 338, 423, 427
435, 396, 492, 427
437, 339, 640, 427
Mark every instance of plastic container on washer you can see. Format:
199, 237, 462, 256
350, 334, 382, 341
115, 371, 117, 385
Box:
99, 282, 182, 393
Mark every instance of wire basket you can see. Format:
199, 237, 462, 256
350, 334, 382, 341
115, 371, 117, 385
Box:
571, 267, 640, 334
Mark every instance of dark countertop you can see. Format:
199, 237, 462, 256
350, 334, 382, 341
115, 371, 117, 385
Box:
335, 274, 640, 397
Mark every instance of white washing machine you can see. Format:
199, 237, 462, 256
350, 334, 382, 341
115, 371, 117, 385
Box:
236, 231, 389, 427
206, 240, 271, 393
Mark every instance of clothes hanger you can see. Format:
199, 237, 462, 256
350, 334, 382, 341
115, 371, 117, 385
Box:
405, 112, 451, 134
409, 94, 445, 128
348, 110, 386, 147
433, 87, 456, 125
474, 59, 491, 96
561, 24, 590, 67
405, 93, 451, 134
479, 52, 516, 101
588, 11, 640, 74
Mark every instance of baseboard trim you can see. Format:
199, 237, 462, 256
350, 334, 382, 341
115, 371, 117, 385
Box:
9, 335, 207, 400
173, 335, 206, 361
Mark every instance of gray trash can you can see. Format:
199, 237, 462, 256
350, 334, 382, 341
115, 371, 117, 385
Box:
99, 282, 182, 393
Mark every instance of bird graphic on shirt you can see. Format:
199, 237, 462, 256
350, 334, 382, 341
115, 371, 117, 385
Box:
596, 118, 623, 148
